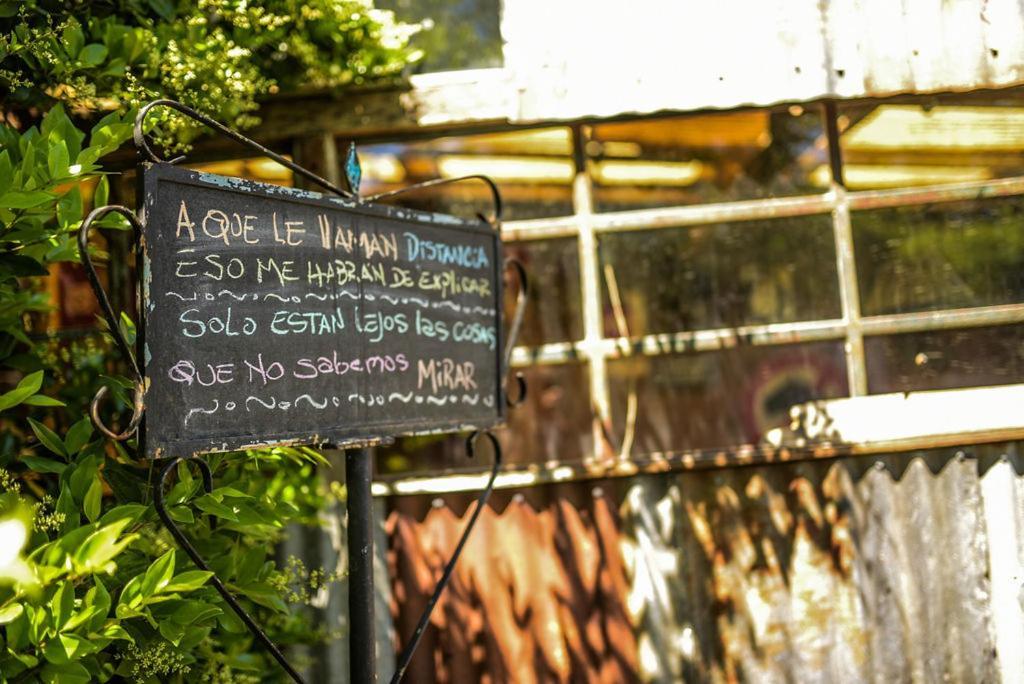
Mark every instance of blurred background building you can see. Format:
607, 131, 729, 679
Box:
68, 1, 1024, 681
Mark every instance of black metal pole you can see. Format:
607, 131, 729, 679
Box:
346, 448, 376, 683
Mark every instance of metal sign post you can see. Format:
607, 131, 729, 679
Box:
347, 447, 377, 683
79, 100, 527, 683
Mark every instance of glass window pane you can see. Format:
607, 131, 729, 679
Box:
589, 107, 826, 212
376, 0, 503, 73
609, 343, 848, 454
865, 324, 1024, 394
504, 239, 582, 346
853, 196, 1024, 316
356, 128, 574, 221
598, 216, 840, 337
377, 362, 592, 475
838, 93, 1024, 190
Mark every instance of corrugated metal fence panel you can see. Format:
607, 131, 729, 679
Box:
979, 451, 1024, 684
386, 444, 1024, 682
387, 486, 639, 682
620, 453, 998, 683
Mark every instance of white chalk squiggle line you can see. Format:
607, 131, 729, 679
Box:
305, 293, 329, 301
245, 395, 277, 410
435, 301, 460, 311
461, 394, 480, 405
336, 290, 358, 300
218, 289, 246, 301
483, 396, 494, 407
387, 392, 414, 403
295, 394, 329, 409
381, 295, 400, 305
166, 291, 197, 301
263, 293, 289, 302
426, 396, 448, 406
185, 400, 219, 426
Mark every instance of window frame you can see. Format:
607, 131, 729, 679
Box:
350, 97, 1024, 494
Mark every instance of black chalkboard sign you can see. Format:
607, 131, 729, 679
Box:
139, 163, 504, 459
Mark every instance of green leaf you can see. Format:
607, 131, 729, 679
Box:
171, 600, 221, 625
62, 601, 101, 633
163, 570, 213, 594
21, 456, 67, 475
50, 582, 74, 630
78, 43, 107, 67
167, 505, 194, 524
147, 0, 176, 20
40, 104, 69, 139
98, 503, 146, 526
6, 606, 29, 650
194, 494, 239, 522
118, 312, 136, 345
0, 370, 43, 411
0, 149, 12, 192
48, 140, 69, 179
159, 618, 186, 645
26, 603, 49, 644
61, 18, 85, 58
64, 418, 93, 455
100, 623, 132, 642
101, 460, 148, 504
28, 418, 69, 459
216, 607, 245, 634
83, 479, 102, 522
69, 454, 100, 501
0, 190, 53, 209
140, 549, 175, 597
116, 574, 143, 610
0, 602, 23, 624
235, 583, 289, 614
0, 254, 49, 279
93, 174, 109, 208
55, 484, 79, 533
56, 185, 82, 228
214, 486, 252, 499
22, 394, 66, 407
40, 660, 90, 683
86, 578, 111, 632
177, 624, 211, 652
72, 519, 136, 573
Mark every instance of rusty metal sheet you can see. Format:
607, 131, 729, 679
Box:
386, 484, 639, 682
385, 444, 1024, 682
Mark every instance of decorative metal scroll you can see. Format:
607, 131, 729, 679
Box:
79, 99, 529, 683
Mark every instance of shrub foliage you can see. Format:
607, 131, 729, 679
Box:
0, 2, 419, 681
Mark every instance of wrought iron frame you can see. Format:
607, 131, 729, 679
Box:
79, 99, 529, 683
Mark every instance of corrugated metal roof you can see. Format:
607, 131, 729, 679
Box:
502, 0, 1024, 122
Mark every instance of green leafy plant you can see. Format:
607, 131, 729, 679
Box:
0, 2, 419, 681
